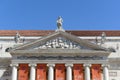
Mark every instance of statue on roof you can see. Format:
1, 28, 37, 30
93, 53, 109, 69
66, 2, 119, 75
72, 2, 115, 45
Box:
101, 32, 106, 44
14, 32, 21, 43
56, 16, 64, 31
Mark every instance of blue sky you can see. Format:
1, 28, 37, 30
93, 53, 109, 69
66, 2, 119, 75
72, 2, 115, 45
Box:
0, 0, 120, 30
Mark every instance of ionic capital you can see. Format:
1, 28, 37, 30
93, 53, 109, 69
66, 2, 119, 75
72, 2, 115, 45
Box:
83, 64, 91, 67
29, 64, 36, 67
10, 64, 18, 67
65, 64, 73, 67
47, 64, 55, 67
102, 64, 110, 68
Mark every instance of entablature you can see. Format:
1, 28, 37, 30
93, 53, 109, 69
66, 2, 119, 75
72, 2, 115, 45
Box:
10, 49, 110, 57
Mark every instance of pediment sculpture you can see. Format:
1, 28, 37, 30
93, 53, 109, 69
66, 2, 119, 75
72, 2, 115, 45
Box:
34, 37, 90, 49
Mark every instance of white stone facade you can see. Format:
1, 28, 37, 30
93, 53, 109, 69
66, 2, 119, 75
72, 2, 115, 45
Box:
0, 30, 119, 80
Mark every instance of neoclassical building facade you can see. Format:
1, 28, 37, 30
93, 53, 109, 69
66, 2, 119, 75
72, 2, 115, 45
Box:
0, 29, 120, 80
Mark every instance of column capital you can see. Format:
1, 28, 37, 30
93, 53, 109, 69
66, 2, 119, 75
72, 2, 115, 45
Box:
47, 64, 55, 67
83, 64, 91, 67
102, 64, 110, 68
10, 64, 18, 67
29, 64, 36, 67
65, 64, 73, 67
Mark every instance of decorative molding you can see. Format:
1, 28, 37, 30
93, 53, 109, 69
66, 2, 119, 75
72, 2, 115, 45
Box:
17, 55, 106, 60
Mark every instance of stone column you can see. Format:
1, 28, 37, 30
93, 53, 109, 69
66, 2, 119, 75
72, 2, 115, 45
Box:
10, 64, 18, 80
29, 64, 36, 80
47, 64, 55, 80
84, 64, 91, 80
102, 64, 109, 80
65, 64, 73, 80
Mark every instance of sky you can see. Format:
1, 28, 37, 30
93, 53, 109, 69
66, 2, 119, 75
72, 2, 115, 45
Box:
0, 0, 120, 30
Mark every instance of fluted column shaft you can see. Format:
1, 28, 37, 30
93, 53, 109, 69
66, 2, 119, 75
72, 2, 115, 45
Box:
47, 64, 55, 80
102, 64, 109, 80
11, 64, 18, 80
65, 64, 73, 80
84, 64, 91, 80
29, 64, 36, 80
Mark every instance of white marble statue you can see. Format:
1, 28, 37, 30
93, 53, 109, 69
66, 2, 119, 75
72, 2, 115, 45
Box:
56, 16, 63, 30
14, 32, 21, 43
101, 32, 106, 44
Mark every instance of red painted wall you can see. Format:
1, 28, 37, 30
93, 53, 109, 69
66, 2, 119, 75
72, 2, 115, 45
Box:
18, 64, 29, 80
91, 64, 101, 80
73, 64, 84, 80
36, 64, 47, 80
55, 64, 66, 80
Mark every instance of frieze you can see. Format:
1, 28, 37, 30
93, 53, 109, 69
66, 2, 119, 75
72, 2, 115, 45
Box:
17, 55, 107, 60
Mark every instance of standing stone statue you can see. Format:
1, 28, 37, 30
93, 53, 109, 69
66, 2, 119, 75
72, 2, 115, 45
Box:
56, 16, 63, 30
101, 32, 106, 44
14, 32, 21, 43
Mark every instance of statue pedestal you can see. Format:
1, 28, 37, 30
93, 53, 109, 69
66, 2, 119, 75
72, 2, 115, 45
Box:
55, 27, 65, 32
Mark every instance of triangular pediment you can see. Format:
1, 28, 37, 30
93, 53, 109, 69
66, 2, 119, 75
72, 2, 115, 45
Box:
11, 31, 108, 51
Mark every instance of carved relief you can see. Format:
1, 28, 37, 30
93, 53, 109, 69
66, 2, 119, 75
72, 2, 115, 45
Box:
34, 37, 89, 49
